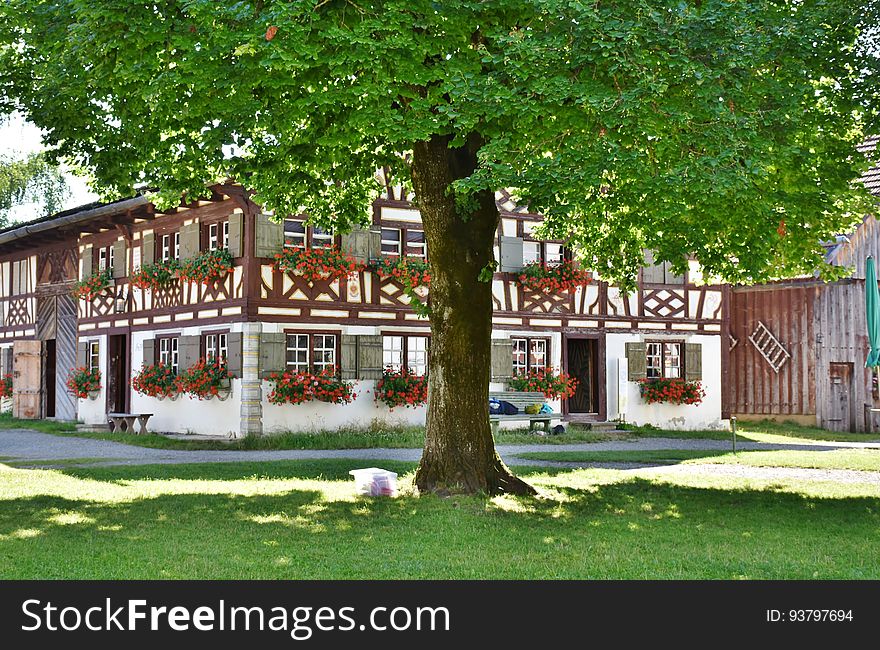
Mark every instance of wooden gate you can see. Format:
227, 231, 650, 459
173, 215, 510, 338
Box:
826, 362, 855, 432
13, 340, 43, 419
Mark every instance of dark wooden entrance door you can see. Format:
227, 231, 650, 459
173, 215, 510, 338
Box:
44, 339, 56, 418
567, 338, 599, 414
827, 362, 854, 432
107, 334, 128, 413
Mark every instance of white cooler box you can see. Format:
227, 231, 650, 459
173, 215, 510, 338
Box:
349, 468, 398, 497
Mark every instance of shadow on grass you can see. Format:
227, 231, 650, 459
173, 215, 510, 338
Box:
1, 460, 879, 579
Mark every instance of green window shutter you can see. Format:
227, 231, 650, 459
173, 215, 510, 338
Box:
254, 213, 284, 259
226, 332, 243, 378
498, 236, 524, 273
685, 343, 702, 381
227, 213, 244, 257
490, 339, 514, 382
625, 342, 647, 381
76, 341, 88, 368
112, 239, 127, 278
340, 227, 372, 265
356, 335, 383, 380
368, 227, 382, 262
142, 339, 155, 368
178, 335, 201, 370
259, 332, 286, 378
179, 222, 201, 260
142, 232, 155, 266
340, 334, 358, 380
80, 245, 93, 280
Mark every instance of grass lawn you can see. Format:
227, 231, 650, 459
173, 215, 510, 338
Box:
623, 419, 880, 444
516, 448, 880, 472
1, 459, 879, 579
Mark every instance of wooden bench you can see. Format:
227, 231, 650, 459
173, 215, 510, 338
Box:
489, 391, 561, 435
107, 412, 153, 435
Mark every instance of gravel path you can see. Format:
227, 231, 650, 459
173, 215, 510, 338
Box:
2, 428, 880, 486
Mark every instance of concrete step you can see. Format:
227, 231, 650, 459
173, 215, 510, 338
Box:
76, 422, 109, 433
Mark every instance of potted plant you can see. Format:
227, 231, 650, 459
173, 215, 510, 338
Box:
65, 367, 102, 399
0, 373, 13, 398
130, 258, 181, 291
638, 378, 705, 406
267, 367, 357, 405
374, 366, 428, 410
370, 256, 431, 289
179, 249, 235, 285
516, 260, 591, 293
508, 367, 578, 399
132, 363, 180, 400
273, 246, 364, 284
72, 269, 113, 301
176, 358, 233, 400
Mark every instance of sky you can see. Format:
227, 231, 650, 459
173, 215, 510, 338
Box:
0, 113, 99, 223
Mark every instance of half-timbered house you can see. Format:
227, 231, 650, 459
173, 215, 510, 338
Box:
0, 182, 728, 436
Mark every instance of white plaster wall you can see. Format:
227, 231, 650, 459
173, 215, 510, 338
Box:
77, 334, 108, 425
605, 332, 724, 430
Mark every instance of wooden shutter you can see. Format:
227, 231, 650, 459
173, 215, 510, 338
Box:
498, 236, 524, 273
226, 332, 243, 378
685, 343, 702, 381
142, 339, 155, 368
340, 334, 358, 380
368, 227, 382, 261
112, 239, 127, 278
76, 341, 88, 368
357, 334, 383, 379
341, 227, 373, 265
80, 245, 93, 280
259, 332, 286, 378
625, 342, 647, 381
142, 233, 155, 266
490, 339, 513, 382
178, 335, 201, 370
0, 348, 8, 376
664, 261, 685, 285
254, 213, 284, 258
227, 213, 244, 257
179, 222, 201, 260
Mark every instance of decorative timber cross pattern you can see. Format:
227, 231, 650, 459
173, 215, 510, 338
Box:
748, 321, 791, 373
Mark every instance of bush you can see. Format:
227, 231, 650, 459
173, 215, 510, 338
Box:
267, 367, 357, 405
638, 378, 705, 406
508, 368, 578, 399
132, 363, 180, 398
374, 367, 428, 410
65, 367, 101, 398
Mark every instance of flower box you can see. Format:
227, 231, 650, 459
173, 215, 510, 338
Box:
508, 368, 577, 399
638, 378, 705, 406
66, 367, 102, 399
516, 261, 591, 293
273, 247, 364, 284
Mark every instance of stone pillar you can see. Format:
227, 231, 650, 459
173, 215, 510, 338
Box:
239, 321, 263, 437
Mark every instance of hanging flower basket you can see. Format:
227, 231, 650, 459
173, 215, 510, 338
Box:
130, 259, 181, 291
267, 367, 357, 405
508, 368, 577, 399
374, 367, 428, 410
65, 367, 102, 399
179, 249, 234, 285
516, 260, 591, 293
176, 359, 234, 400
638, 378, 705, 406
72, 269, 113, 301
132, 363, 180, 399
370, 256, 431, 289
273, 246, 364, 284
0, 374, 13, 398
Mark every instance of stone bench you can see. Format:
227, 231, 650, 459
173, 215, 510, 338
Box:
489, 391, 561, 435
107, 412, 153, 435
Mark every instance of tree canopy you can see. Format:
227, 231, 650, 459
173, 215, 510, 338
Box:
0, 151, 69, 224
2, 0, 878, 287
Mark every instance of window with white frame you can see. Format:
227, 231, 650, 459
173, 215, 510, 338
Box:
406, 336, 428, 376
88, 341, 100, 373
158, 337, 179, 374
511, 337, 548, 375
312, 225, 332, 248
523, 241, 541, 265
383, 335, 404, 370
313, 334, 337, 371
161, 233, 181, 261
382, 335, 429, 375
97, 245, 114, 272
545, 243, 564, 266
284, 219, 307, 248
286, 334, 310, 371
405, 230, 426, 258
284, 333, 338, 372
646, 341, 682, 379
204, 332, 228, 363
207, 222, 229, 251
381, 228, 401, 256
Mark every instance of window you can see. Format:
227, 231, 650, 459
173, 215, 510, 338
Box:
544, 243, 564, 266
284, 219, 307, 248
158, 336, 179, 374
520, 221, 565, 266
285, 332, 338, 372
88, 341, 100, 373
646, 341, 682, 379
523, 242, 541, 265
207, 222, 229, 252
642, 251, 685, 285
311, 226, 332, 249
382, 334, 429, 375
405, 230, 426, 258
161, 232, 181, 261
97, 245, 114, 273
203, 332, 228, 363
381, 228, 401, 256
511, 337, 548, 375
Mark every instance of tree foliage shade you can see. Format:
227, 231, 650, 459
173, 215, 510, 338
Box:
1, 0, 878, 287
0, 151, 69, 224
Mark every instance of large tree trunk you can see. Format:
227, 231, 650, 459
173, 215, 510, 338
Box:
411, 134, 535, 496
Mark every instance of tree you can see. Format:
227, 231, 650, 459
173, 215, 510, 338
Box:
2, 0, 878, 494
0, 151, 69, 224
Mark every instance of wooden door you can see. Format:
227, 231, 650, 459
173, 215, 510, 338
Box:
827, 362, 854, 432
13, 340, 43, 419
566, 338, 599, 414
107, 334, 128, 413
